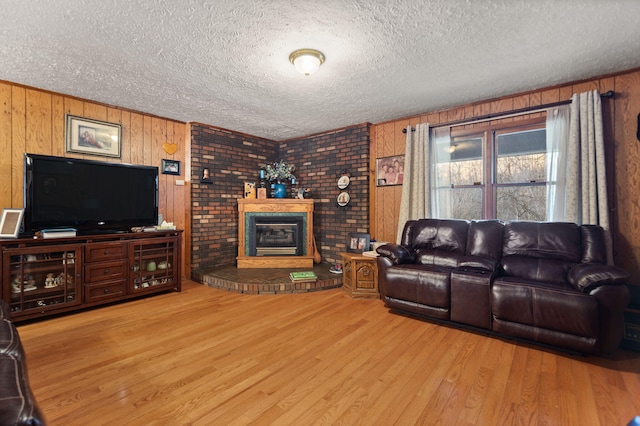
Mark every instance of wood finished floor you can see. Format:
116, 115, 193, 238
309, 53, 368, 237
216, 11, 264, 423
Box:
17, 281, 640, 425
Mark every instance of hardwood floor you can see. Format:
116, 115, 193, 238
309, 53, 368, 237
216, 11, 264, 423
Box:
17, 281, 640, 425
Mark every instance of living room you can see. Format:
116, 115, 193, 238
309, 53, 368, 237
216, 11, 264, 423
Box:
2, 1, 640, 424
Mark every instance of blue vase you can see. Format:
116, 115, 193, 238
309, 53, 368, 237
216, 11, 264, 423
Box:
273, 183, 286, 198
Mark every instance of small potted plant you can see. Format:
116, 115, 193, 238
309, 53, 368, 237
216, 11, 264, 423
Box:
264, 160, 296, 198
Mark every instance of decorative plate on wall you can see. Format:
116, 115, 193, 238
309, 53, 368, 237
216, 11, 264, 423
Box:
337, 191, 350, 206
337, 175, 350, 189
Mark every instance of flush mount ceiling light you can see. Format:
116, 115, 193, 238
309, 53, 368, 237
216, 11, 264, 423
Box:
289, 48, 325, 75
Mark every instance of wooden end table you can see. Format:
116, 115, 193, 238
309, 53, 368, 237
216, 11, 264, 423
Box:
340, 252, 379, 299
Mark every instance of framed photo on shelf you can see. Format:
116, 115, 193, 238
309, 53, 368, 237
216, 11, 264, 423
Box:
66, 114, 122, 158
346, 232, 370, 253
376, 155, 405, 186
161, 159, 180, 175
201, 167, 212, 183
0, 208, 24, 238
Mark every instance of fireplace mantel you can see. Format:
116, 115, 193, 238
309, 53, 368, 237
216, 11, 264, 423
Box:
237, 199, 314, 269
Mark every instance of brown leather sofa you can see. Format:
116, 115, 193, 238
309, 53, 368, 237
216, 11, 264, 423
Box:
376, 219, 631, 355
0, 300, 45, 425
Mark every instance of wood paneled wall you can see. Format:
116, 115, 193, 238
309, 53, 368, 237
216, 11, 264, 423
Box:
0, 81, 190, 275
370, 69, 640, 285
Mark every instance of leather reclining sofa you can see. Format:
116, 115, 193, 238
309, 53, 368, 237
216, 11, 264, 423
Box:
0, 300, 44, 425
376, 219, 631, 355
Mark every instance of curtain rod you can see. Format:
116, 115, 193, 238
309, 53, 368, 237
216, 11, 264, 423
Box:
402, 90, 615, 133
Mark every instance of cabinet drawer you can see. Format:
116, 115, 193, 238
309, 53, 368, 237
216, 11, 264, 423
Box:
85, 281, 125, 302
85, 243, 127, 262
84, 260, 128, 283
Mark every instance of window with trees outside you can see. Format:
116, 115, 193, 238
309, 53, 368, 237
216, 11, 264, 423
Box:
431, 119, 547, 221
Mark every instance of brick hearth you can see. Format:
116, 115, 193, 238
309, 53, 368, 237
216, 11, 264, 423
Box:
192, 263, 342, 294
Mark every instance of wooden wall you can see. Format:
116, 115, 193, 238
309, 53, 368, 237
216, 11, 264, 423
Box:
0, 80, 190, 275
370, 68, 640, 286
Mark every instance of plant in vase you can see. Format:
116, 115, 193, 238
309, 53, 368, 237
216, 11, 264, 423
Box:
263, 160, 296, 198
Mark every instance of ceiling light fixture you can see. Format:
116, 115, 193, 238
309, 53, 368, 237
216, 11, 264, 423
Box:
289, 49, 325, 76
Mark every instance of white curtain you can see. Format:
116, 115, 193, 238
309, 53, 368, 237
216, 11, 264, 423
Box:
546, 90, 612, 263
546, 104, 571, 221
396, 123, 430, 243
430, 126, 452, 219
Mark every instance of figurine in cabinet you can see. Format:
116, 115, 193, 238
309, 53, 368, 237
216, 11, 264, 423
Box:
45, 273, 56, 288
11, 275, 22, 293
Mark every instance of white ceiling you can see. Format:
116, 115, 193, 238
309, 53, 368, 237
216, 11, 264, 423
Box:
1, 0, 639, 141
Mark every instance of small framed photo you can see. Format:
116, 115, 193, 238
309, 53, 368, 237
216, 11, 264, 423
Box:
376, 155, 405, 186
0, 208, 24, 239
66, 114, 122, 158
161, 159, 180, 175
201, 167, 212, 183
347, 232, 370, 253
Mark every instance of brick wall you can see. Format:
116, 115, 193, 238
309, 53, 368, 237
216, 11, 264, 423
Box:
191, 125, 279, 271
191, 122, 371, 273
279, 123, 371, 265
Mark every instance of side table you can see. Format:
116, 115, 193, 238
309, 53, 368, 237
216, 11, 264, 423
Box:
340, 252, 379, 299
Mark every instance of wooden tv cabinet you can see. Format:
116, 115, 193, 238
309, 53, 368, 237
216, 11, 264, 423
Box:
1, 230, 182, 321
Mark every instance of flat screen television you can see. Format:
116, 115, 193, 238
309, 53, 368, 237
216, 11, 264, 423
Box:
23, 153, 158, 236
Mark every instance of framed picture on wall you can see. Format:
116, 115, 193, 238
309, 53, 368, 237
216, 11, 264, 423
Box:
346, 232, 370, 253
161, 159, 180, 175
66, 114, 122, 158
376, 155, 405, 186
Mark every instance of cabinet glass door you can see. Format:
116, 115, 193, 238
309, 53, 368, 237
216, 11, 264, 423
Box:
4, 246, 82, 315
130, 238, 177, 293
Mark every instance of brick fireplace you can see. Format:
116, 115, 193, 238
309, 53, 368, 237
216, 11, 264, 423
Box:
237, 199, 314, 268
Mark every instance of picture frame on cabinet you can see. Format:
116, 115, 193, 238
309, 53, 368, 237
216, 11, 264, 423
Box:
66, 114, 122, 158
0, 208, 24, 239
376, 155, 404, 186
161, 159, 180, 175
346, 232, 370, 253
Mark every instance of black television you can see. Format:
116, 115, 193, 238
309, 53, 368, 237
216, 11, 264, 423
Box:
23, 153, 158, 235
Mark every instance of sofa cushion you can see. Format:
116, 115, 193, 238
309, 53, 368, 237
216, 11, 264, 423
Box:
0, 356, 44, 426
501, 255, 574, 284
0, 319, 25, 359
502, 221, 581, 262
384, 264, 451, 309
492, 278, 599, 338
0, 300, 9, 320
415, 248, 463, 268
581, 225, 607, 264
406, 219, 468, 253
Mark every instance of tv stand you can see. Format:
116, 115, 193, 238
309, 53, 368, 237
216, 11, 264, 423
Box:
1, 230, 182, 322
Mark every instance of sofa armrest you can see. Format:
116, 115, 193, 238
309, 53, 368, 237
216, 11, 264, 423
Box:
376, 244, 415, 265
568, 263, 629, 292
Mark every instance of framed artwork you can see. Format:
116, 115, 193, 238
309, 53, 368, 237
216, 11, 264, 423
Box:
376, 155, 405, 186
161, 159, 180, 175
66, 114, 122, 158
201, 167, 212, 183
0, 208, 24, 238
346, 232, 370, 253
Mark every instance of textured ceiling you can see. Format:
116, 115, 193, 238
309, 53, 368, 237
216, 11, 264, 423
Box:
1, 0, 640, 141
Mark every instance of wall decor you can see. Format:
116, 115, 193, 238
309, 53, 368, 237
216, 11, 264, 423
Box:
162, 142, 179, 155
376, 155, 405, 186
0, 208, 24, 238
66, 115, 122, 158
346, 232, 370, 253
337, 175, 350, 189
337, 191, 350, 207
201, 168, 212, 183
161, 159, 180, 175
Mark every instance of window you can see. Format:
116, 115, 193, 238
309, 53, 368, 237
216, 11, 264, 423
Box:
431, 119, 547, 220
